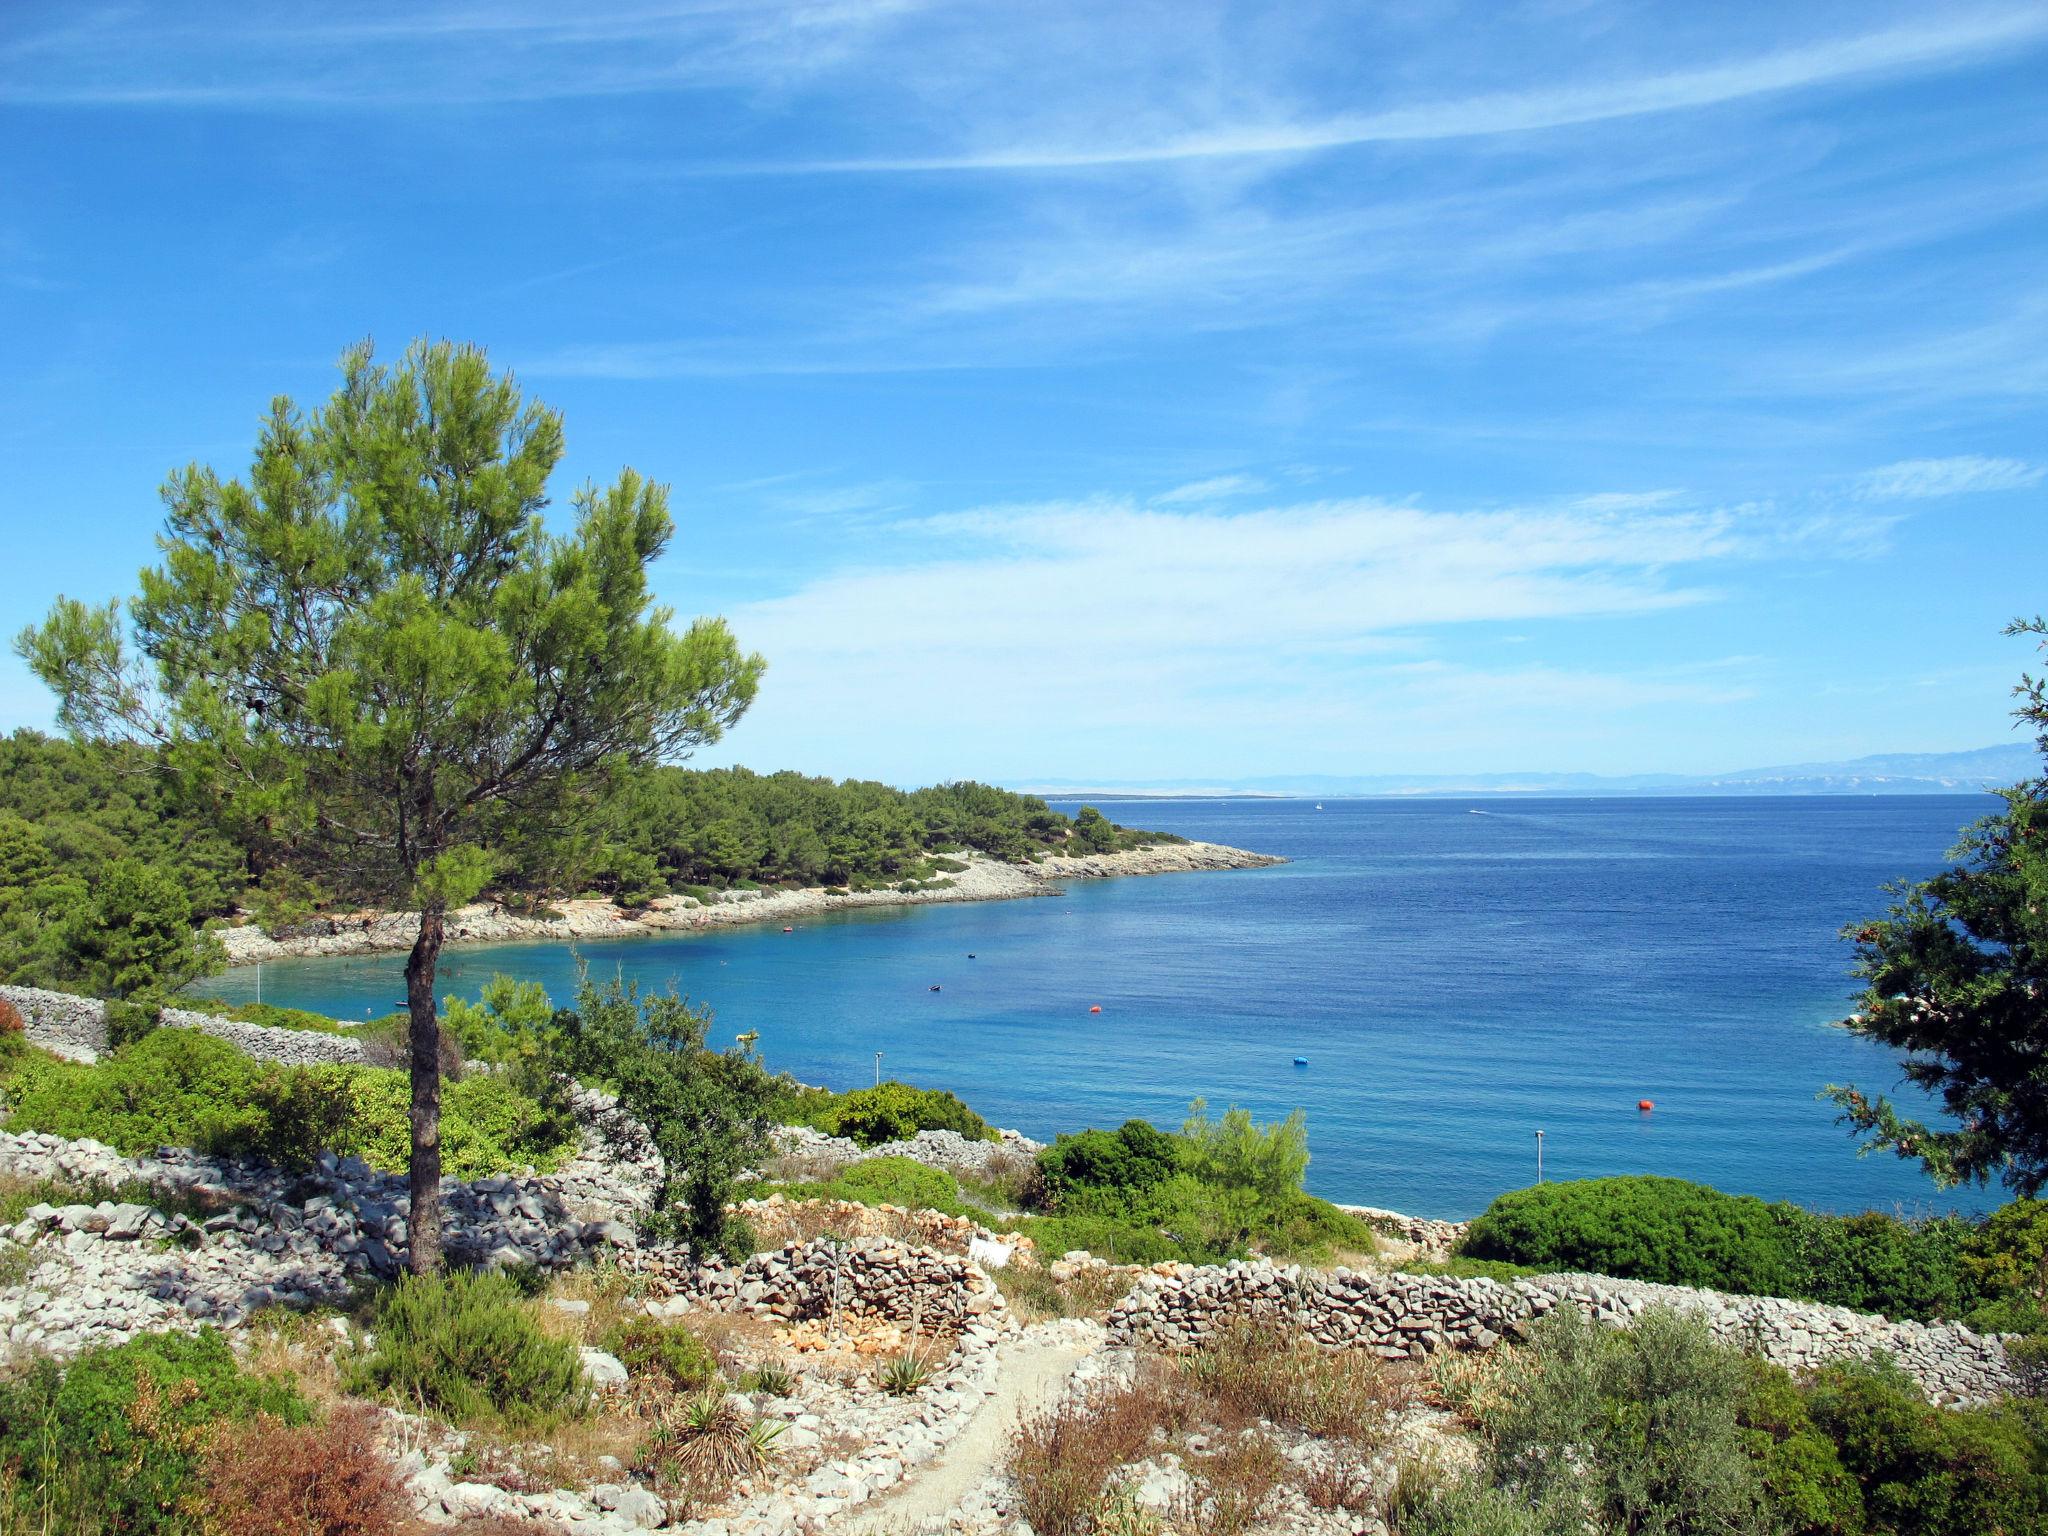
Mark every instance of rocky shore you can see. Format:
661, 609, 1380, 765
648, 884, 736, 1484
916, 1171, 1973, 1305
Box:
213, 840, 1284, 966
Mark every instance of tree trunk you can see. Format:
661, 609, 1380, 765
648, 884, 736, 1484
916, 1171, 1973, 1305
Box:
404, 906, 446, 1276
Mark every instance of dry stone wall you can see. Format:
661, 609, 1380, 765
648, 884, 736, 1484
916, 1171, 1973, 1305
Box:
1108, 1259, 2018, 1406
627, 1235, 1012, 1339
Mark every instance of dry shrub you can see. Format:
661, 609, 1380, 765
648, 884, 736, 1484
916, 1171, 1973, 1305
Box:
445, 1520, 558, 1536
1302, 1446, 1378, 1512
996, 1261, 1133, 1324
1010, 1372, 1177, 1536
0, 1000, 23, 1039
200, 1403, 411, 1536
637, 1389, 780, 1503
1178, 1319, 1398, 1443
1171, 1432, 1287, 1536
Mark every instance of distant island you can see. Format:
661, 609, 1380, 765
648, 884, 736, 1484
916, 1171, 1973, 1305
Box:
1021, 742, 2038, 799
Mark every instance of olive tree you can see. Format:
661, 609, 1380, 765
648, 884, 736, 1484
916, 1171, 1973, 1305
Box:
17, 339, 764, 1270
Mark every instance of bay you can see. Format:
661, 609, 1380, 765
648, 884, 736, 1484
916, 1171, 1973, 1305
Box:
204, 795, 1997, 1220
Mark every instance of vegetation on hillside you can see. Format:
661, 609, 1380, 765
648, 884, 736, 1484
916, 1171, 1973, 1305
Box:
1402, 1305, 2048, 1536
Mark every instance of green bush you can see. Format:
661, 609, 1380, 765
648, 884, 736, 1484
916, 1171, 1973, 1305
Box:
1475, 1307, 1783, 1536
1036, 1120, 1182, 1209
1962, 1199, 2048, 1317
1776, 1207, 1973, 1322
1, 1028, 573, 1177
0, 1328, 305, 1535
1181, 1099, 1310, 1204
599, 1316, 720, 1394
1463, 1176, 1803, 1297
1015, 1213, 1188, 1266
820, 1081, 998, 1147
830, 1155, 969, 1214
346, 1270, 587, 1427
345, 1068, 578, 1179
1804, 1357, 2047, 1535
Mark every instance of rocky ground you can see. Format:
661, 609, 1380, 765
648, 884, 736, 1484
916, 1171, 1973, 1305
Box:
213, 840, 1285, 965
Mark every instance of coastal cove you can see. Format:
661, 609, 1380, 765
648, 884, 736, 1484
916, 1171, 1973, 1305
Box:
205, 795, 1999, 1223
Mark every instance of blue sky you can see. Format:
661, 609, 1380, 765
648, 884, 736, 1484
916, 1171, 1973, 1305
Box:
1, 2, 2043, 786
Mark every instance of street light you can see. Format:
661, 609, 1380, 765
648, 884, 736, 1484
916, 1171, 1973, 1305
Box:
1536, 1128, 1545, 1184
874, 1051, 883, 1088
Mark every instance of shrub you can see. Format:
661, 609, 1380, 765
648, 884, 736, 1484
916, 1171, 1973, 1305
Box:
200, 1403, 412, 1536
1011, 1375, 1173, 1536
1776, 1206, 1972, 1321
1177, 1318, 1395, 1443
598, 1316, 720, 1396
1804, 1357, 2048, 1536
345, 1270, 587, 1427
105, 995, 161, 1047
638, 1389, 781, 1495
824, 1081, 997, 1147
829, 1155, 967, 1214
1474, 1307, 1780, 1536
1037, 1120, 1182, 1209
343, 1068, 577, 1179
0, 1328, 306, 1536
1462, 1176, 1801, 1296
185, 1000, 353, 1035
357, 1010, 466, 1079
244, 1063, 360, 1170
876, 1351, 934, 1395
1181, 1100, 1309, 1206
1016, 1213, 1188, 1266
1963, 1199, 2048, 1313
4, 1026, 270, 1156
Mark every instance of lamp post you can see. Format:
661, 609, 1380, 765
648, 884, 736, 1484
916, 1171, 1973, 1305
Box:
1536, 1128, 1545, 1184
874, 1051, 883, 1088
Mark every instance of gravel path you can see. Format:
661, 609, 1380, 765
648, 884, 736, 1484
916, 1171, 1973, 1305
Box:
848, 1320, 1103, 1534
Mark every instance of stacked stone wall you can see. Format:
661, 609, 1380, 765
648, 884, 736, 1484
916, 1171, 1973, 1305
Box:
1108, 1259, 2017, 1406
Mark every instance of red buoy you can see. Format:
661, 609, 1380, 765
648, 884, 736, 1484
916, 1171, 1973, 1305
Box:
1638, 1099, 1655, 1112
1089, 1005, 1103, 1014
782, 926, 794, 933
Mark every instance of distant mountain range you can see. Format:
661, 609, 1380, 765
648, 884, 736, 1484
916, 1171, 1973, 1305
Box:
1020, 743, 2040, 800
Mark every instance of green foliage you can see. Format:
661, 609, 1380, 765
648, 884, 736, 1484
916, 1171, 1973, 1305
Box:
555, 975, 776, 1258
346, 1270, 587, 1427
599, 1316, 721, 1395
1471, 1307, 1783, 1536
1037, 1120, 1182, 1209
1804, 1356, 2048, 1535
1, 1027, 571, 1176
1464, 1176, 1807, 1298
1401, 1256, 1545, 1283
1827, 616, 2048, 1196
831, 1156, 972, 1214
1014, 1212, 1190, 1266
341, 1068, 578, 1179
0, 1328, 306, 1535
49, 856, 224, 1005
1463, 1175, 2042, 1324
797, 1080, 999, 1147
1180, 1098, 1310, 1205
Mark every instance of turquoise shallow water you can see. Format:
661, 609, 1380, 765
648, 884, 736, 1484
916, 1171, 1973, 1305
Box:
204, 796, 1996, 1220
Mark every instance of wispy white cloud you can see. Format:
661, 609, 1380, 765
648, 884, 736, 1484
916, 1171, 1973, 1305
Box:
1853, 455, 2045, 500
1152, 475, 1266, 505
755, 11, 2048, 172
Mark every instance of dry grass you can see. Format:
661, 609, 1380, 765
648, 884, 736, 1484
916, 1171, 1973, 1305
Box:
1301, 1446, 1378, 1512
201, 1403, 413, 1536
1010, 1366, 1184, 1536
1170, 1432, 1288, 1536
1175, 1319, 1403, 1444
995, 1262, 1133, 1324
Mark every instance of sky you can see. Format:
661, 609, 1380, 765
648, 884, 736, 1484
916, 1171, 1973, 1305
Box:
1, 1, 2043, 787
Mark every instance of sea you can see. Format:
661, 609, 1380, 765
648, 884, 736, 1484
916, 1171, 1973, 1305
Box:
200, 796, 2000, 1221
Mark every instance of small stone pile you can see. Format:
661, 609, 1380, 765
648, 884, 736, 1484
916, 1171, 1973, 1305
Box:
1109, 1259, 2018, 1406
738, 1193, 1030, 1265
630, 1235, 1013, 1340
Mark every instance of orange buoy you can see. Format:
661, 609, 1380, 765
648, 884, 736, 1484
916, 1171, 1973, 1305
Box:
1638, 1099, 1655, 1112
1089, 1005, 1102, 1014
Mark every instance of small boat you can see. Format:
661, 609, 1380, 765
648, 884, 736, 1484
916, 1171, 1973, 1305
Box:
1294, 1056, 1308, 1067
1314, 803, 1324, 811
929, 984, 942, 992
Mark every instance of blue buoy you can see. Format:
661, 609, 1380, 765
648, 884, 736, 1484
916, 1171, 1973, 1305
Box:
1293, 1056, 1308, 1067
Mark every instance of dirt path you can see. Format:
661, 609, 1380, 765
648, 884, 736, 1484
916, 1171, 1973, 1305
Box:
849, 1321, 1102, 1533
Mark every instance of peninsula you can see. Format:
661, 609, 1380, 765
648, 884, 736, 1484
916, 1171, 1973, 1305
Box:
217, 838, 1283, 965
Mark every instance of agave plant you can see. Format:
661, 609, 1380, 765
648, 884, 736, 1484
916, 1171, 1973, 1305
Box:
641, 1389, 783, 1485
876, 1350, 934, 1396
746, 1362, 797, 1398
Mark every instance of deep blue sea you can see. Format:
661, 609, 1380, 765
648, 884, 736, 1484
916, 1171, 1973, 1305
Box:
203, 796, 1997, 1221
